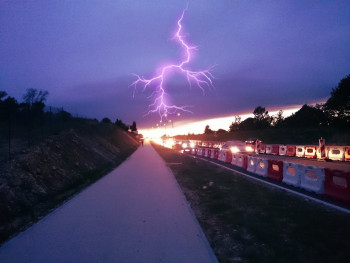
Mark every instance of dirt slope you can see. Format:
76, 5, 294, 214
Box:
0, 123, 139, 244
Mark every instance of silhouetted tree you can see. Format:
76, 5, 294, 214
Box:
216, 129, 227, 135
229, 116, 241, 132
324, 74, 350, 127
239, 117, 256, 130
271, 110, 284, 127
115, 119, 129, 131
130, 121, 137, 131
102, 117, 112, 124
253, 106, 271, 129
23, 88, 49, 106
204, 125, 214, 134
282, 104, 326, 128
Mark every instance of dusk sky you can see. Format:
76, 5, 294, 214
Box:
1, 1, 349, 130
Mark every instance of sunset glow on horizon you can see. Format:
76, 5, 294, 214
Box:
139, 104, 307, 139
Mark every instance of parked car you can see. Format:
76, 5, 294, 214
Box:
221, 140, 254, 153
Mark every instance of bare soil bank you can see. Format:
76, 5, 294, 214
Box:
0, 123, 139, 245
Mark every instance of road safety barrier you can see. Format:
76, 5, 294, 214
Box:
247, 156, 258, 173
231, 153, 238, 166
300, 166, 325, 194
316, 147, 327, 159
218, 150, 226, 162
328, 146, 345, 162
272, 145, 280, 155
213, 149, 219, 160
305, 146, 317, 159
235, 153, 248, 169
255, 158, 268, 177
296, 146, 305, 157
345, 147, 350, 162
207, 148, 212, 158
286, 145, 296, 157
268, 160, 284, 181
283, 162, 303, 187
225, 151, 233, 163
265, 145, 272, 154
265, 145, 279, 155
318, 138, 326, 160
258, 144, 266, 154
279, 145, 287, 156
324, 169, 350, 203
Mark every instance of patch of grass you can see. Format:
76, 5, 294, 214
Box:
152, 143, 350, 263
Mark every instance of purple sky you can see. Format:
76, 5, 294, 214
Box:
1, 1, 349, 128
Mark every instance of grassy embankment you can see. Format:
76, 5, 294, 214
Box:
152, 143, 350, 263
0, 120, 139, 245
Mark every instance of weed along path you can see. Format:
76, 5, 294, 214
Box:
0, 143, 218, 263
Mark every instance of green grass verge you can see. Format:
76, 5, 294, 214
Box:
152, 143, 350, 263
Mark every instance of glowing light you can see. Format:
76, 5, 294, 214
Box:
130, 8, 214, 121
245, 146, 254, 152
230, 146, 240, 153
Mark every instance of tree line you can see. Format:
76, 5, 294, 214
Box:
0, 88, 137, 160
204, 74, 350, 135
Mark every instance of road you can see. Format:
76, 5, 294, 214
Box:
0, 143, 218, 263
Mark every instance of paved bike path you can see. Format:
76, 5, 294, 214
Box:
0, 143, 217, 263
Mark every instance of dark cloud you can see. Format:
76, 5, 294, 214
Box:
0, 1, 349, 129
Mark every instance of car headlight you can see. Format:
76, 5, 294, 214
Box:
245, 146, 254, 152
230, 146, 240, 153
182, 143, 188, 148
190, 142, 195, 148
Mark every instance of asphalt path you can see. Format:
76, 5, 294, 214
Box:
0, 143, 218, 263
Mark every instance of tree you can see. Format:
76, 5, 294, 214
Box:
253, 106, 268, 121
253, 106, 271, 129
102, 117, 111, 124
115, 119, 128, 131
229, 116, 241, 132
324, 74, 350, 126
282, 104, 326, 127
204, 125, 214, 134
23, 88, 49, 106
216, 129, 227, 135
130, 121, 137, 131
271, 110, 284, 127
239, 117, 256, 130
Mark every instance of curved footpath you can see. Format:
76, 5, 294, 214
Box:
0, 143, 217, 263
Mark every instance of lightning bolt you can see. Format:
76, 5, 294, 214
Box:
130, 9, 214, 121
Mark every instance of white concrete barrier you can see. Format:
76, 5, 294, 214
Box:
328, 146, 345, 161
235, 154, 247, 169
300, 165, 325, 194
218, 150, 226, 162
265, 145, 272, 155
247, 156, 258, 173
255, 157, 268, 177
305, 146, 317, 159
296, 146, 305, 158
231, 153, 238, 166
279, 145, 287, 156
283, 162, 303, 187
